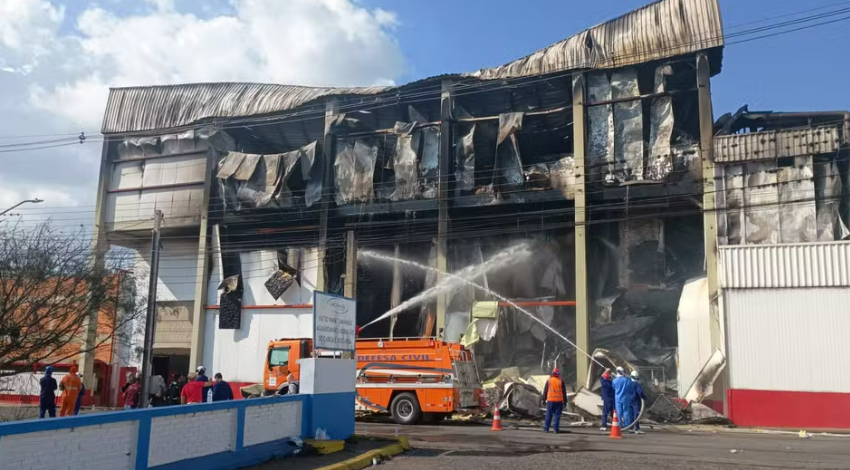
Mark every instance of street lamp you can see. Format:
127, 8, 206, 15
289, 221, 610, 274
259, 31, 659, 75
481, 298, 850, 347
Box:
0, 198, 44, 217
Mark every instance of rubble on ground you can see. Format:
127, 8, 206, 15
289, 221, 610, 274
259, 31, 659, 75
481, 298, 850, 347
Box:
687, 402, 730, 425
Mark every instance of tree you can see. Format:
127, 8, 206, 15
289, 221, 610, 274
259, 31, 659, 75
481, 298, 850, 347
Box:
0, 221, 141, 379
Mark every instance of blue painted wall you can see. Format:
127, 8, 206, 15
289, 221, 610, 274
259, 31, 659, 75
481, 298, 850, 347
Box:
308, 392, 356, 440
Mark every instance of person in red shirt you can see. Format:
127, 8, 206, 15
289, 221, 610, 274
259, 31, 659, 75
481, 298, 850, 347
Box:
122, 375, 141, 410
180, 373, 205, 404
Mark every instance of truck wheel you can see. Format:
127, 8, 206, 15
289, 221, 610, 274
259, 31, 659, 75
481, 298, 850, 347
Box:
390, 393, 422, 425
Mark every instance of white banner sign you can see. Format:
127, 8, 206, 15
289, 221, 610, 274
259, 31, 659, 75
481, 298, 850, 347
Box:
313, 292, 357, 352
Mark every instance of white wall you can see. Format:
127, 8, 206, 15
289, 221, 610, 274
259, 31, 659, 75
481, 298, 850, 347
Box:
239, 249, 319, 306
726, 288, 850, 393
298, 358, 356, 395
0, 372, 68, 396
243, 401, 302, 446
0, 421, 136, 470
203, 309, 314, 383
130, 239, 199, 369
135, 239, 200, 302
676, 277, 714, 395
201, 245, 321, 384
207, 242, 320, 308
148, 409, 237, 467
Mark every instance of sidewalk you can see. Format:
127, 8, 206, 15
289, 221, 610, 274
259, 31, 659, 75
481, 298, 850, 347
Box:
247, 437, 408, 470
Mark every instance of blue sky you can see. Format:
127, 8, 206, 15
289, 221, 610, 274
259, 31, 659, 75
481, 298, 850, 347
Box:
363, 0, 850, 115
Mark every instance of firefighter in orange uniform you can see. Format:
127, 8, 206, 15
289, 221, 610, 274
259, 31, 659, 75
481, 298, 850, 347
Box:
541, 368, 567, 433
58, 364, 82, 417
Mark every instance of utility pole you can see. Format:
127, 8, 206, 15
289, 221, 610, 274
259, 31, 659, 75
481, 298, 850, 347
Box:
139, 210, 163, 406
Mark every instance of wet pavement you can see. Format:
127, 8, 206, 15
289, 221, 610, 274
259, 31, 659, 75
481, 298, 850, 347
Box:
358, 421, 850, 470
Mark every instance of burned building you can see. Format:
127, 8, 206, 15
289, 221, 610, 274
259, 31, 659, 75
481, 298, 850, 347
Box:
86, 0, 735, 409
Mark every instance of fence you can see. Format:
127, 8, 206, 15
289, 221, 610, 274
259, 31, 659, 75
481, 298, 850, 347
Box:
0, 358, 355, 470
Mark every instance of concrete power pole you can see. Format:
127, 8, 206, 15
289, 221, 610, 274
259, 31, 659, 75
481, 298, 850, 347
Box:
139, 210, 163, 406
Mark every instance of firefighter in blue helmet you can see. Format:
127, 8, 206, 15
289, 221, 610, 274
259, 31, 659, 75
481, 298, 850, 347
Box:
630, 370, 646, 434
541, 368, 566, 433
599, 368, 616, 431
612, 366, 636, 427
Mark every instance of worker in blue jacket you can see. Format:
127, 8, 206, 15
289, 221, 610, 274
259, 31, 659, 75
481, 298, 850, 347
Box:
630, 370, 646, 434
612, 366, 636, 427
38, 365, 58, 419
599, 368, 616, 431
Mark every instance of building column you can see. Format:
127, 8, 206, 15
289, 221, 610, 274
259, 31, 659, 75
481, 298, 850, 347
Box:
79, 140, 112, 389
189, 150, 215, 369
389, 244, 402, 339
344, 230, 357, 298
435, 81, 453, 337
697, 53, 721, 352
572, 74, 591, 387
316, 99, 337, 293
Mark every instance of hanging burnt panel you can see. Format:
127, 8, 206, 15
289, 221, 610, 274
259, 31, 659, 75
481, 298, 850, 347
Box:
514, 112, 573, 193
215, 142, 318, 212
335, 138, 378, 206
494, 112, 525, 194
219, 227, 243, 329
264, 249, 301, 300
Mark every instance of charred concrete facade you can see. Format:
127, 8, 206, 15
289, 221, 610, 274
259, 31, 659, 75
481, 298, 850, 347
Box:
88, 0, 735, 411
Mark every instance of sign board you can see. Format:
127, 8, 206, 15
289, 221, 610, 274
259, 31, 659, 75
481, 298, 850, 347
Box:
313, 292, 357, 352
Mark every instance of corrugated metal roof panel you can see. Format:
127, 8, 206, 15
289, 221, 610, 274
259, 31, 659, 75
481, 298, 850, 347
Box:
102, 83, 390, 135
714, 126, 841, 163
726, 288, 850, 393
466, 0, 723, 80
719, 242, 850, 288
102, 0, 723, 134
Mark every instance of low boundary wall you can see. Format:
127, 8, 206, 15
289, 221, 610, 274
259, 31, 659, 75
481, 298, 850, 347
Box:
0, 359, 356, 470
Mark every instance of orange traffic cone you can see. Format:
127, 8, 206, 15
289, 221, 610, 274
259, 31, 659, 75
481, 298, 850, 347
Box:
610, 409, 623, 439
491, 406, 503, 431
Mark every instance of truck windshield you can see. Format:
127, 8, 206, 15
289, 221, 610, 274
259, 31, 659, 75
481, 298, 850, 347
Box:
269, 347, 290, 367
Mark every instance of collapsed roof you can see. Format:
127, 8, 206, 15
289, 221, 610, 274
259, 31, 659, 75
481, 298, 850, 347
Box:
100, 0, 724, 135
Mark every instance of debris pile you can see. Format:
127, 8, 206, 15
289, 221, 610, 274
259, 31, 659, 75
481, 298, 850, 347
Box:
482, 367, 570, 419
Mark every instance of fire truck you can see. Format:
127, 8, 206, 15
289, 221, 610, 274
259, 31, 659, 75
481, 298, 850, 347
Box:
261, 337, 481, 424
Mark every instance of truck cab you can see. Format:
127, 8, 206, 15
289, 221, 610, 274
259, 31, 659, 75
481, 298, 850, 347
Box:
264, 338, 312, 393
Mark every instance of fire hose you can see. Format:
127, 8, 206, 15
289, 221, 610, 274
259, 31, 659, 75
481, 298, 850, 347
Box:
619, 397, 645, 431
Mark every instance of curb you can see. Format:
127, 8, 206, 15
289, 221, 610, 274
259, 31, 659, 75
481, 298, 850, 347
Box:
305, 439, 346, 454
313, 437, 411, 470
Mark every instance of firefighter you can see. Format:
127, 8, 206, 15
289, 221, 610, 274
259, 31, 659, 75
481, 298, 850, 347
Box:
58, 364, 82, 417
541, 368, 567, 433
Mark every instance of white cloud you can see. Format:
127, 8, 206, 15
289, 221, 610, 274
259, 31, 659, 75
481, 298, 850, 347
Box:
28, 0, 405, 128
0, 0, 406, 224
0, 178, 80, 226
0, 0, 64, 74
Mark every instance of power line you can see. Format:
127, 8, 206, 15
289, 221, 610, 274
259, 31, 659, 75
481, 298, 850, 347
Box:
1, 3, 849, 146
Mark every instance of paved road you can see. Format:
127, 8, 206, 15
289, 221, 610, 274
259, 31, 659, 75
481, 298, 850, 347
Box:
358, 422, 850, 470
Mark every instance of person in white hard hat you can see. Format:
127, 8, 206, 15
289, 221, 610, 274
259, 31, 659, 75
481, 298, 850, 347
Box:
629, 370, 646, 434
612, 367, 635, 427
